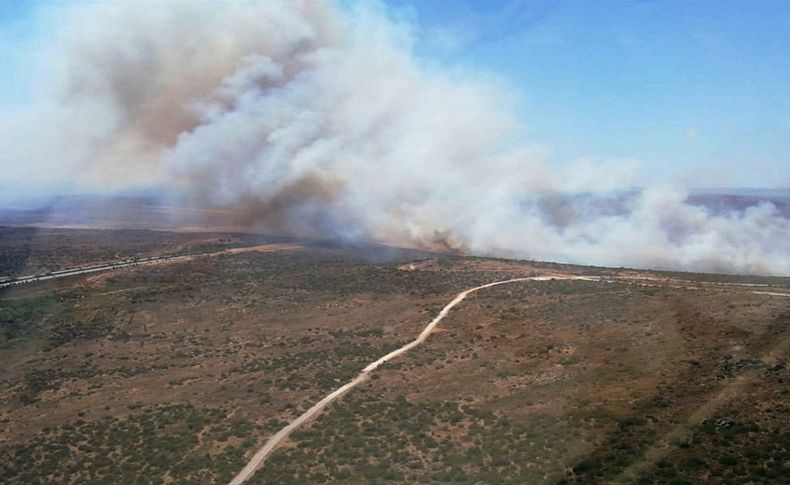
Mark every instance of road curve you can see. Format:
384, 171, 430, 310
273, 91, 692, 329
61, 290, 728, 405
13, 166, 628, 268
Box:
229, 274, 597, 485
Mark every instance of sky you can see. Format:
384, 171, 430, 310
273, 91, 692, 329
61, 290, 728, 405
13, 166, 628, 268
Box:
0, 0, 788, 189
388, 0, 790, 188
0, 0, 787, 274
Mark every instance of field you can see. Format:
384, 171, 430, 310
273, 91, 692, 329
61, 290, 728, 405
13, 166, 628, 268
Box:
0, 227, 788, 484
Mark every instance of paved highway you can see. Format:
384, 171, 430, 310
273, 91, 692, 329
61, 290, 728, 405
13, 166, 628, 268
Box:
0, 244, 301, 290
0, 254, 201, 289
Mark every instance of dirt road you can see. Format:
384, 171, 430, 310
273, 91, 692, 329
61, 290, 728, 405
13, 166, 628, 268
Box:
229, 274, 598, 484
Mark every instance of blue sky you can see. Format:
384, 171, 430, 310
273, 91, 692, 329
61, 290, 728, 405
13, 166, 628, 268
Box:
391, 0, 790, 187
0, 1, 40, 107
1, 0, 788, 188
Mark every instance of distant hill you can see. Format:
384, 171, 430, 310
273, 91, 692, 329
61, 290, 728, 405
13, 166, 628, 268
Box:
687, 188, 790, 217
0, 188, 787, 233
0, 194, 249, 232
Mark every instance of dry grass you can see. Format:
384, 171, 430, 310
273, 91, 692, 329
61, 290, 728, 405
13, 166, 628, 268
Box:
0, 227, 787, 484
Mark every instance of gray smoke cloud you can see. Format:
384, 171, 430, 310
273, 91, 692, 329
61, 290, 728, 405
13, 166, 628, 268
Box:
2, 0, 789, 275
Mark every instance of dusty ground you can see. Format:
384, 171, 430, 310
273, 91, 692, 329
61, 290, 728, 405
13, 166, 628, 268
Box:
0, 228, 788, 484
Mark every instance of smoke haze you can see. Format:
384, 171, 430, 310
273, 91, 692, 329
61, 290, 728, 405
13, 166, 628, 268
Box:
2, 0, 789, 275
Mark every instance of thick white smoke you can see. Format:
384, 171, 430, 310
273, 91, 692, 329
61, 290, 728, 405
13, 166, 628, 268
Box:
3, 0, 789, 275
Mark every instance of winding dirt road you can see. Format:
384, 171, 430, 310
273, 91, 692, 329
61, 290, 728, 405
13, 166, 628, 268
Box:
4, 239, 786, 482
229, 274, 598, 485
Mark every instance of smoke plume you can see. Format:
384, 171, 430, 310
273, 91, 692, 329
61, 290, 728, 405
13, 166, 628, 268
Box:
3, 0, 789, 275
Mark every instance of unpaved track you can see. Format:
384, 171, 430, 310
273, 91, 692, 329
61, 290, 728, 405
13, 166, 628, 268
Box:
229, 274, 598, 484
616, 275, 790, 298
750, 290, 790, 297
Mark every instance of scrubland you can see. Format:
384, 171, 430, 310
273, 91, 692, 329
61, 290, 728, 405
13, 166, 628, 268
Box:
0, 228, 787, 483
